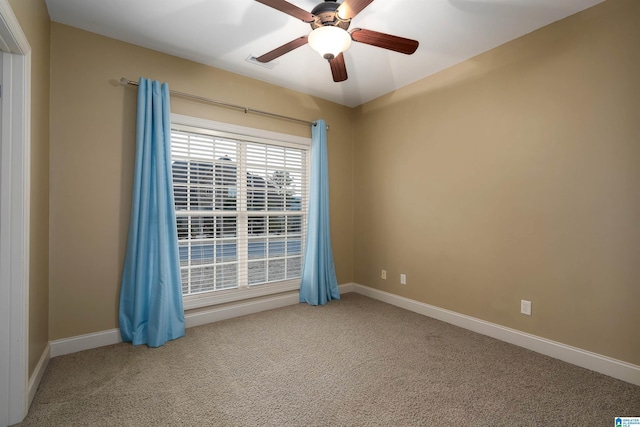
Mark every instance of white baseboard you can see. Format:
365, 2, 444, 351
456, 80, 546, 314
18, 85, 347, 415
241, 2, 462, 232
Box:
187, 283, 354, 328
28, 343, 50, 407
44, 282, 640, 386
339, 282, 354, 293
50, 328, 122, 358
352, 283, 640, 386
50, 284, 354, 358
185, 291, 300, 328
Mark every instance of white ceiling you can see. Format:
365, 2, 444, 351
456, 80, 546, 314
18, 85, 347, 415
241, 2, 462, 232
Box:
45, 0, 604, 108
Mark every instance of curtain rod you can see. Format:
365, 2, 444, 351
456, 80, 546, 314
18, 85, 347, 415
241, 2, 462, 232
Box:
119, 78, 325, 129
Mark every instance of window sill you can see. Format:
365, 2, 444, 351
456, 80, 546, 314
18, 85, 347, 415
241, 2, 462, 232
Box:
182, 279, 301, 310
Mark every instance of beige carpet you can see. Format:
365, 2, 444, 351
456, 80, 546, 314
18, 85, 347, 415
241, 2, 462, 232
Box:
16, 293, 640, 426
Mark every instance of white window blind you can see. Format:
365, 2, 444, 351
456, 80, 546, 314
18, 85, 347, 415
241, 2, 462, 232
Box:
170, 119, 309, 308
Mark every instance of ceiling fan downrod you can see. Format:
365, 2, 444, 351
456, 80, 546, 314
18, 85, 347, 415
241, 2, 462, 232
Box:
310, 0, 351, 30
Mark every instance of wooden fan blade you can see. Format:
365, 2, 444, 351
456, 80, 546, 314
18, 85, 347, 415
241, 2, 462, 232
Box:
329, 53, 348, 82
336, 0, 374, 20
351, 28, 419, 54
256, 36, 308, 63
255, 0, 314, 22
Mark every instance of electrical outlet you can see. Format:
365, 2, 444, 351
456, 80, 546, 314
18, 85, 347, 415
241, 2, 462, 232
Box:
400, 274, 407, 285
521, 300, 532, 316
381, 270, 387, 280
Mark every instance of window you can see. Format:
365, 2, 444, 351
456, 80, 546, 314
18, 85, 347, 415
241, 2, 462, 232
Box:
171, 115, 310, 309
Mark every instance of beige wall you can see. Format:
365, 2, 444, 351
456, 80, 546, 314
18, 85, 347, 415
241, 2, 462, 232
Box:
49, 23, 354, 340
353, 0, 640, 365
8, 0, 50, 377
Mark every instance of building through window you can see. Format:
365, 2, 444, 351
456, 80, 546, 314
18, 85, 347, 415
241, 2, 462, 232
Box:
171, 116, 310, 308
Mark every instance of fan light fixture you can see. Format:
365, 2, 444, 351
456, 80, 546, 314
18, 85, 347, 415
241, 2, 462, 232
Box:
254, 0, 419, 82
308, 26, 352, 60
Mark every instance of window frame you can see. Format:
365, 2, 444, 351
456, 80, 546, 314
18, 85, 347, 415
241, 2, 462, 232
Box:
171, 114, 311, 310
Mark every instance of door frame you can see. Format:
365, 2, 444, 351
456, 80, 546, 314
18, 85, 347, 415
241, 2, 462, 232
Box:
0, 1, 30, 425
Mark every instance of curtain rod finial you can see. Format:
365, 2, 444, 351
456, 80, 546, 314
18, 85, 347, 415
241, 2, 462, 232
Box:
120, 78, 130, 86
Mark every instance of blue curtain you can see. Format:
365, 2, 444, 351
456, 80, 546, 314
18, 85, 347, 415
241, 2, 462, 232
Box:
119, 77, 185, 347
299, 120, 340, 305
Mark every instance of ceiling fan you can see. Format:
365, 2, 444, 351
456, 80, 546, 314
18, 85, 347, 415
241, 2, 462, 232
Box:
254, 0, 419, 82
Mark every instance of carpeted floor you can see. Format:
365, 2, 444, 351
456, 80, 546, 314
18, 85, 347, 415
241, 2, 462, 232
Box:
16, 293, 640, 426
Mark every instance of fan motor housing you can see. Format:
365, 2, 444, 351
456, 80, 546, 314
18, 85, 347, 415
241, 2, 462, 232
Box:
310, 0, 350, 30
